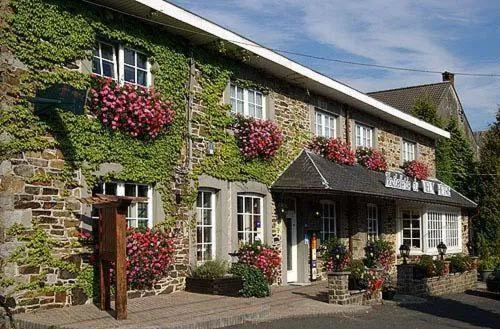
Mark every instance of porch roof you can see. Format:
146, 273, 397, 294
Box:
271, 150, 476, 209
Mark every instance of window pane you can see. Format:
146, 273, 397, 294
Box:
256, 106, 263, 119
245, 197, 252, 214
203, 209, 211, 225
255, 93, 262, 106
237, 196, 243, 213
137, 70, 147, 86
101, 44, 114, 60
248, 104, 255, 117
237, 214, 243, 231
102, 62, 114, 78
137, 53, 147, 69
92, 58, 101, 75
125, 184, 136, 197
137, 203, 148, 218
138, 220, 148, 230
237, 87, 243, 99
205, 244, 212, 260
197, 227, 202, 244
203, 227, 212, 242
197, 192, 203, 208
230, 85, 236, 98
248, 91, 255, 103
105, 183, 117, 195
124, 66, 135, 83
124, 48, 135, 65
138, 185, 148, 198
203, 192, 211, 208
237, 101, 244, 114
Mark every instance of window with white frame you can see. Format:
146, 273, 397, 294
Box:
92, 42, 150, 87
426, 211, 460, 250
237, 194, 264, 244
315, 109, 337, 138
367, 204, 378, 241
230, 84, 265, 119
320, 201, 336, 242
401, 210, 421, 249
402, 140, 416, 162
92, 42, 117, 79
355, 123, 374, 148
92, 182, 152, 229
196, 190, 216, 263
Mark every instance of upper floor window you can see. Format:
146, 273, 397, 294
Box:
315, 109, 336, 138
92, 41, 117, 79
402, 140, 416, 162
92, 41, 150, 87
320, 200, 336, 242
355, 123, 374, 148
237, 194, 264, 244
230, 84, 265, 119
92, 181, 152, 229
196, 190, 216, 263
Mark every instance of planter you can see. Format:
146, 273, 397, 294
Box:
479, 269, 494, 282
486, 271, 500, 293
185, 276, 243, 296
382, 289, 396, 300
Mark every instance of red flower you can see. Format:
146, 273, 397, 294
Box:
308, 137, 356, 165
233, 115, 284, 160
238, 242, 281, 283
403, 160, 430, 180
356, 148, 388, 171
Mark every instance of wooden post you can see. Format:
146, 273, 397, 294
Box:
115, 203, 128, 320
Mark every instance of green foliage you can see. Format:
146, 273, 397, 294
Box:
191, 259, 230, 279
346, 259, 366, 281
76, 266, 96, 298
229, 264, 270, 298
478, 256, 500, 271
475, 109, 500, 257
412, 96, 444, 128
415, 255, 445, 277
448, 254, 473, 273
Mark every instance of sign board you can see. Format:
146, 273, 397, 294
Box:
422, 180, 435, 194
384, 172, 451, 198
437, 184, 451, 197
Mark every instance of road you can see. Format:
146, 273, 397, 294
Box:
225, 291, 500, 329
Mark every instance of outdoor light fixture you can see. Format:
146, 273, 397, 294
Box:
206, 141, 216, 155
366, 243, 376, 259
399, 244, 410, 264
437, 241, 447, 260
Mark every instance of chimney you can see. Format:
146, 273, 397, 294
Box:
442, 71, 455, 86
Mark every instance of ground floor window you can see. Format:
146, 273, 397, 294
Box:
92, 181, 152, 229
401, 210, 421, 249
427, 211, 460, 250
320, 200, 336, 241
367, 204, 378, 241
237, 194, 264, 244
196, 190, 216, 263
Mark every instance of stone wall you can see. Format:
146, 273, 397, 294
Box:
397, 264, 477, 296
327, 271, 382, 305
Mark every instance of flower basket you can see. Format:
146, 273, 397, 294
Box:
233, 115, 284, 160
356, 148, 388, 171
403, 160, 429, 180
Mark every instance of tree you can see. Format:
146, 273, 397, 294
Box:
474, 109, 500, 256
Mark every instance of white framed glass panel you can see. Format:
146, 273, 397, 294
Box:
229, 83, 265, 119
92, 42, 117, 79
314, 109, 336, 138
367, 204, 378, 241
401, 210, 421, 249
196, 190, 216, 263
121, 47, 149, 87
91, 182, 152, 229
320, 201, 336, 241
445, 213, 459, 247
237, 194, 264, 244
402, 140, 416, 162
355, 123, 374, 148
427, 211, 442, 249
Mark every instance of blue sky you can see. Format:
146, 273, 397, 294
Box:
169, 0, 500, 131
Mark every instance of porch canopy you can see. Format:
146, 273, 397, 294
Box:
271, 150, 476, 208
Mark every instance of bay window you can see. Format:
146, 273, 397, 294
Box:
427, 211, 460, 251
237, 194, 264, 244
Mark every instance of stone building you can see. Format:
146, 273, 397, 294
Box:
0, 0, 476, 311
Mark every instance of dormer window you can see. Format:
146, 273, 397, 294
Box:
230, 83, 265, 119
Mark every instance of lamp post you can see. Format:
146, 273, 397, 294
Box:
437, 241, 447, 260
399, 244, 410, 265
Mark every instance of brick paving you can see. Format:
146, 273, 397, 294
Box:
13, 282, 368, 329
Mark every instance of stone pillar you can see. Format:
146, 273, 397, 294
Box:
328, 271, 350, 305
396, 264, 415, 294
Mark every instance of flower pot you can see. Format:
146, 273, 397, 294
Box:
486, 271, 500, 293
186, 276, 243, 296
479, 270, 494, 282
382, 289, 396, 300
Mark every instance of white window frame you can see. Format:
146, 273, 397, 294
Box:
237, 194, 264, 244
315, 109, 337, 138
424, 210, 461, 254
320, 200, 336, 242
355, 122, 374, 148
92, 41, 118, 79
402, 139, 416, 163
92, 181, 153, 229
196, 190, 216, 263
399, 209, 422, 251
367, 203, 378, 241
118, 46, 151, 87
229, 83, 266, 119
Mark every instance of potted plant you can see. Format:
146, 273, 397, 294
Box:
486, 267, 500, 294
186, 259, 243, 296
346, 259, 367, 290
478, 257, 496, 281
382, 279, 397, 300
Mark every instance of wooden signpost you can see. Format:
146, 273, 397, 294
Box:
82, 194, 145, 320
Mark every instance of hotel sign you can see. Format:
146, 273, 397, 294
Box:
384, 172, 451, 197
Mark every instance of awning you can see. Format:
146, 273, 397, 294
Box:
271, 150, 476, 208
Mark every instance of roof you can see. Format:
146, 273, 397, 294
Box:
367, 82, 451, 115
90, 0, 450, 140
271, 150, 476, 208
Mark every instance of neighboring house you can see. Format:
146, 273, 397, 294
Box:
368, 73, 480, 158
0, 0, 476, 312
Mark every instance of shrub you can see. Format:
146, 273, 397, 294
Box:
364, 239, 394, 270
403, 160, 430, 180
89, 76, 175, 139
320, 237, 350, 272
233, 115, 284, 160
448, 254, 473, 273
479, 256, 500, 271
346, 259, 367, 290
237, 241, 281, 283
356, 148, 388, 171
191, 259, 230, 279
230, 264, 270, 297
415, 255, 440, 277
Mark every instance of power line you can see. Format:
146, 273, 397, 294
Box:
81, 0, 500, 78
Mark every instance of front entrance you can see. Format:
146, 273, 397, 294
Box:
286, 209, 297, 282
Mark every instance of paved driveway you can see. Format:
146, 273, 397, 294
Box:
226, 290, 500, 329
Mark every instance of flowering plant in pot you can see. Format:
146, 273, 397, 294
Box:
356, 148, 388, 171
233, 115, 284, 160
320, 237, 350, 272
88, 76, 175, 139
237, 241, 281, 283
308, 136, 356, 165
403, 160, 429, 180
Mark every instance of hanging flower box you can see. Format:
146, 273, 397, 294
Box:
308, 136, 356, 165
88, 77, 175, 139
356, 148, 388, 172
403, 160, 430, 180
233, 115, 284, 160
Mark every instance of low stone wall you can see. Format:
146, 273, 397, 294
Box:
397, 264, 477, 296
327, 271, 381, 306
